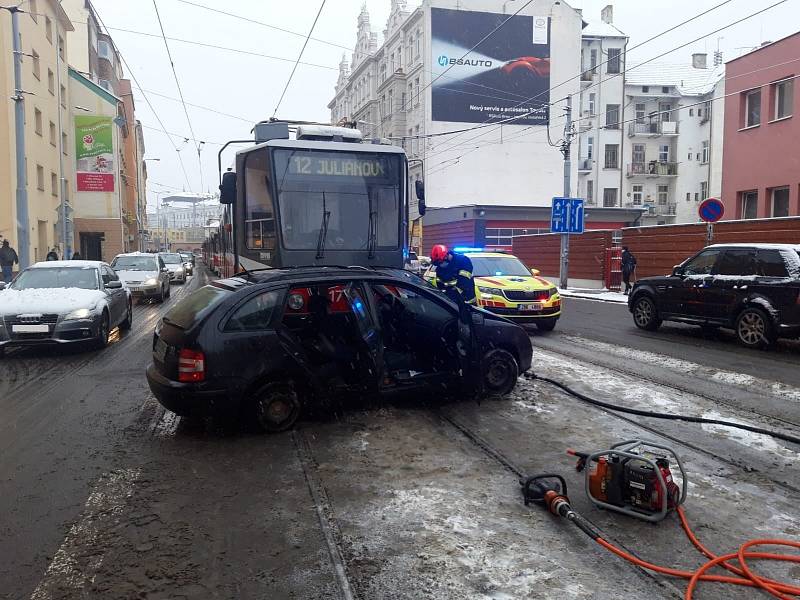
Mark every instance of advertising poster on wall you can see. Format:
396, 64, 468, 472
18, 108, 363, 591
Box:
431, 8, 550, 125
75, 116, 115, 192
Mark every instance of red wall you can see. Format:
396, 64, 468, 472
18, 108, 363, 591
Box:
722, 33, 800, 219
422, 221, 475, 255
513, 231, 613, 280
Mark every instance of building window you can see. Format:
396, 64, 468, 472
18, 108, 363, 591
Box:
34, 108, 42, 135
32, 49, 40, 80
744, 88, 761, 127
58, 36, 64, 59
47, 69, 54, 94
400, 91, 406, 112
632, 143, 645, 165
661, 86, 670, 94
36, 165, 45, 191
686, 192, 691, 202
99, 79, 111, 91
642, 86, 649, 93
688, 108, 694, 116
701, 140, 709, 164
604, 144, 619, 169
29, 0, 37, 22
587, 136, 594, 159
603, 188, 618, 207
407, 83, 413, 110
694, 193, 699, 202
45, 16, 53, 42
658, 144, 669, 162
415, 28, 421, 58
49, 121, 56, 146
62, 131, 68, 154
388, 89, 393, 113
51, 172, 58, 196
60, 84, 66, 108
590, 49, 598, 73
659, 102, 672, 122
98, 40, 113, 62
586, 180, 594, 205
700, 181, 708, 201
773, 78, 793, 120
657, 185, 669, 205
588, 93, 596, 115
635, 103, 646, 124
741, 190, 758, 219
607, 48, 621, 74
414, 77, 420, 105
632, 184, 643, 205
772, 187, 790, 217
605, 104, 620, 129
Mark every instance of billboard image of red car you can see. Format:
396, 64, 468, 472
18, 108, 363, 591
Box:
431, 8, 550, 125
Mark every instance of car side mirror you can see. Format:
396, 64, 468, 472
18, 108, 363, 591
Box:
672, 265, 684, 277
106, 280, 123, 289
219, 171, 236, 205
530, 268, 541, 277
415, 180, 426, 216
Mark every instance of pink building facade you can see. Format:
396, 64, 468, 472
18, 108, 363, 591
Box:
721, 33, 800, 219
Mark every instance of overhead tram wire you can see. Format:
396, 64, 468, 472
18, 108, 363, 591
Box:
420, 0, 789, 166
89, 2, 193, 192
152, 0, 204, 192
272, 0, 327, 119
133, 86, 257, 124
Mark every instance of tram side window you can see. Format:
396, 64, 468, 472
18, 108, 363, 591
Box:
244, 150, 276, 251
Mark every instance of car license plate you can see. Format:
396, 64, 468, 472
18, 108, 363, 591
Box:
12, 324, 49, 333
128, 286, 140, 292
154, 338, 168, 363
519, 303, 543, 311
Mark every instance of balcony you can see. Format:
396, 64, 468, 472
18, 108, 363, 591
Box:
646, 204, 677, 217
578, 158, 594, 172
581, 70, 594, 82
626, 162, 678, 177
627, 121, 679, 136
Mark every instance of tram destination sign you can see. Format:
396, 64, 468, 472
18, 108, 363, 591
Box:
287, 153, 391, 179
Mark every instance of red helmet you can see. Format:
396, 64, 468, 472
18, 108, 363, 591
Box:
430, 244, 448, 264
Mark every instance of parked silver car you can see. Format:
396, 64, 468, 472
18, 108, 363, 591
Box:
0, 261, 131, 355
111, 252, 171, 303
158, 252, 187, 284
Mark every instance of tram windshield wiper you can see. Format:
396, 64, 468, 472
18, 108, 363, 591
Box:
367, 193, 377, 259
316, 192, 331, 259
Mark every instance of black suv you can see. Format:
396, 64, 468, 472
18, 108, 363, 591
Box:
146, 267, 533, 431
629, 244, 800, 348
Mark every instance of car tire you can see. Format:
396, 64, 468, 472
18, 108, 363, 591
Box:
120, 301, 133, 330
735, 307, 775, 349
252, 381, 301, 433
156, 285, 165, 303
536, 318, 557, 332
482, 349, 519, 396
632, 296, 661, 331
94, 312, 110, 349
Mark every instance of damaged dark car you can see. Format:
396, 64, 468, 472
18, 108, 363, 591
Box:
146, 267, 533, 431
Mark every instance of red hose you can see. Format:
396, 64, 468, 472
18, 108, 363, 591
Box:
594, 507, 800, 599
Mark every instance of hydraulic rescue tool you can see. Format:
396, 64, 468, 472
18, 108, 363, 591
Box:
568, 439, 686, 522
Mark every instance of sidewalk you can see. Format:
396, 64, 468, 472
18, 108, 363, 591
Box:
557, 287, 629, 304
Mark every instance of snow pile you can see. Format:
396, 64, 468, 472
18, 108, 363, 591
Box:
557, 288, 628, 303
0, 288, 106, 315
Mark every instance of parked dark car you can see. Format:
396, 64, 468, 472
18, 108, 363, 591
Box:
628, 244, 800, 348
146, 267, 533, 431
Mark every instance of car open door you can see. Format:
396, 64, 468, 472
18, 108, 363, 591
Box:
343, 283, 384, 394
458, 303, 484, 399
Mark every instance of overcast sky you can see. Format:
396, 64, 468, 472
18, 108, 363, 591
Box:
86, 0, 797, 212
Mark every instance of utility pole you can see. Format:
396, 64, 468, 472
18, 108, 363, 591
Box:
7, 6, 30, 269
559, 95, 574, 289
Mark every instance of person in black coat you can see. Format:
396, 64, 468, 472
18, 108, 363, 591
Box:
71, 251, 83, 260
46, 248, 59, 261
621, 246, 637, 294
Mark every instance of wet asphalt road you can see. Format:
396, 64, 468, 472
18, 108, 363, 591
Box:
1, 272, 798, 599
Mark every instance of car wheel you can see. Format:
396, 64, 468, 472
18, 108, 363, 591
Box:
482, 349, 519, 396
252, 382, 301, 433
536, 318, 557, 332
120, 301, 133, 330
735, 307, 774, 349
632, 296, 661, 331
156, 285, 165, 303
94, 312, 110, 349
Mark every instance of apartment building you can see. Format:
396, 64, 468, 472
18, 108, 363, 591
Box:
0, 0, 74, 267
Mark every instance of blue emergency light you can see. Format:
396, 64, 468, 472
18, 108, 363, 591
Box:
452, 247, 484, 253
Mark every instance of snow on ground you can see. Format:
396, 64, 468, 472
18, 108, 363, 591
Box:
557, 333, 800, 403
557, 288, 628, 303
0, 288, 106, 315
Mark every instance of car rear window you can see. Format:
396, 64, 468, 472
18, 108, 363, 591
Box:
163, 285, 230, 329
756, 250, 789, 277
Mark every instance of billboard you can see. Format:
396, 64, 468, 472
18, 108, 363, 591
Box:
75, 115, 115, 192
431, 8, 550, 125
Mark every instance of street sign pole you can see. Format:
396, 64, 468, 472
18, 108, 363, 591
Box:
559, 95, 573, 289
698, 198, 724, 245
706, 222, 714, 246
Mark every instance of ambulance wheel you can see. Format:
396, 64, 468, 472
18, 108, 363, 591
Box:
482, 349, 519, 396
536, 318, 557, 332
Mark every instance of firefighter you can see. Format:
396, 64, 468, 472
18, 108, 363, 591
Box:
430, 244, 476, 306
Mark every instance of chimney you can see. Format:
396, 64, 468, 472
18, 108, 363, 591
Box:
692, 53, 707, 69
601, 4, 613, 24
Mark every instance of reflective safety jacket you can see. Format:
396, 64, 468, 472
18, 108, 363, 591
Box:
436, 252, 476, 304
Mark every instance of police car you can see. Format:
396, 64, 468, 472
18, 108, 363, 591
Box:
425, 249, 561, 331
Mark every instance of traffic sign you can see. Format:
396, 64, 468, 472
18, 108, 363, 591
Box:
551, 197, 585, 234
698, 197, 724, 223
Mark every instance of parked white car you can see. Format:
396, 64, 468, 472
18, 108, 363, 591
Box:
158, 252, 187, 284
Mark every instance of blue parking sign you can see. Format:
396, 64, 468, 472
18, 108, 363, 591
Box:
551, 197, 584, 234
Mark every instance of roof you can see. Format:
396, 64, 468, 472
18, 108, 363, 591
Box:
582, 20, 627, 39
216, 266, 424, 288
115, 251, 156, 257
727, 31, 800, 64
626, 63, 724, 95
30, 260, 105, 268
707, 243, 800, 250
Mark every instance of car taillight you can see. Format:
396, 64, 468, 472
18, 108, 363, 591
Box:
178, 348, 205, 383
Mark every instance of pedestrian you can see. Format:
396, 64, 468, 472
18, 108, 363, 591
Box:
71, 251, 82, 260
621, 246, 637, 295
0, 240, 19, 283
46, 248, 59, 261
430, 244, 476, 306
